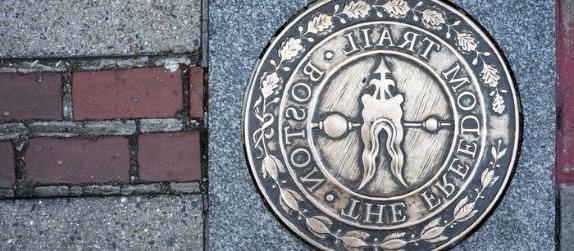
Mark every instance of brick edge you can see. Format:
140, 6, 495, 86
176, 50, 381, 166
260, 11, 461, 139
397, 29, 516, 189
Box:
557, 0, 574, 250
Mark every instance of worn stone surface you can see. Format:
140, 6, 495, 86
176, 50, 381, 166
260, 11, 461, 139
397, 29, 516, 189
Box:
140, 119, 184, 133
208, 0, 555, 250
0, 0, 202, 58
0, 123, 27, 140
83, 121, 138, 136
28, 122, 83, 138
0, 195, 204, 249
83, 185, 122, 196
0, 189, 13, 198
34, 186, 70, 197
0, 56, 195, 74
69, 187, 84, 197
28, 121, 137, 137
121, 184, 163, 195
170, 182, 201, 193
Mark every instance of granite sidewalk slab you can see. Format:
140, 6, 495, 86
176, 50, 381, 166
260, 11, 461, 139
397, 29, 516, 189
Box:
208, 0, 556, 249
0, 195, 204, 249
0, 0, 202, 58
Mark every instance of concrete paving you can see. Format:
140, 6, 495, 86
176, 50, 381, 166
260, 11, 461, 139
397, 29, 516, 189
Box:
0, 0, 202, 58
208, 0, 311, 249
0, 195, 204, 249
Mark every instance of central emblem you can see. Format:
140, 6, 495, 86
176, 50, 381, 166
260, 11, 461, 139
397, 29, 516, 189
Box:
243, 0, 521, 250
359, 58, 407, 189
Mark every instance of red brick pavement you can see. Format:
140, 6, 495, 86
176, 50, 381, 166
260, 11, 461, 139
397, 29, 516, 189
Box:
26, 137, 130, 185
0, 142, 15, 188
72, 68, 183, 121
138, 132, 202, 182
189, 67, 205, 119
0, 64, 205, 198
0, 73, 63, 122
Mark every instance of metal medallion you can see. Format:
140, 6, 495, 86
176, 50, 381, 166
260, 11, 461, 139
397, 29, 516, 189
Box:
243, 0, 521, 249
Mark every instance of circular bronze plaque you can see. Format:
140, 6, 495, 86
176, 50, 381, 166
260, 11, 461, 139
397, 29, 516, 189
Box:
243, 0, 521, 249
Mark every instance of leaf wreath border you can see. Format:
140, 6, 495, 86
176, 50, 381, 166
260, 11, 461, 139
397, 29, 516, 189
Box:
262, 139, 509, 250
253, 0, 513, 155
253, 1, 510, 145
251, 1, 514, 249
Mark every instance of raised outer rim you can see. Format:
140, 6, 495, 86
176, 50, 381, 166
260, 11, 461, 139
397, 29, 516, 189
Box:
240, 0, 522, 250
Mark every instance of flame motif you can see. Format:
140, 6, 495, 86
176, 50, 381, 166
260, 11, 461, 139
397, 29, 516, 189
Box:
359, 57, 408, 190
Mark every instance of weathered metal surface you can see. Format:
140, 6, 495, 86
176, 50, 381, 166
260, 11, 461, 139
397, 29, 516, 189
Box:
242, 0, 521, 249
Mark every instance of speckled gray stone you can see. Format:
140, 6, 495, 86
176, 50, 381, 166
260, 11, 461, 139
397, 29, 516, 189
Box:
140, 119, 184, 133
34, 186, 70, 198
452, 0, 555, 250
121, 184, 163, 195
0, 123, 26, 140
28, 121, 137, 137
0, 0, 202, 58
209, 0, 311, 250
208, 0, 556, 250
170, 182, 201, 193
83, 185, 121, 196
0, 189, 14, 198
0, 195, 204, 249
561, 185, 573, 251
